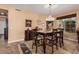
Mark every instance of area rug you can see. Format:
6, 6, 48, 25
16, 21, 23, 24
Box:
18, 43, 32, 54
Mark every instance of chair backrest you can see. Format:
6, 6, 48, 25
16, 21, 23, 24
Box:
32, 29, 39, 45
53, 29, 58, 36
52, 29, 57, 39
52, 28, 64, 37
53, 29, 58, 32
32, 29, 38, 37
56, 30, 64, 38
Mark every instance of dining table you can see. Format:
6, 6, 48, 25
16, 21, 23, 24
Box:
37, 29, 64, 53
37, 30, 52, 53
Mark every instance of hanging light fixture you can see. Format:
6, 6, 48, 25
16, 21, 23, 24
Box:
46, 4, 55, 21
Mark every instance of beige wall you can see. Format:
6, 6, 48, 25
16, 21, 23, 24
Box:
0, 5, 46, 43
76, 11, 79, 29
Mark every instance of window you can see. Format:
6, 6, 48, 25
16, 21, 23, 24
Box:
63, 17, 76, 33
56, 14, 76, 33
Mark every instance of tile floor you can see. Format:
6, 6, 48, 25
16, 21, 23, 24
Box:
0, 33, 79, 54
24, 39, 79, 54
0, 35, 20, 54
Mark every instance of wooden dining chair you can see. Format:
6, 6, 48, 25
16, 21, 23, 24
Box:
32, 30, 43, 53
56, 29, 64, 48
46, 29, 58, 53
52, 29, 59, 50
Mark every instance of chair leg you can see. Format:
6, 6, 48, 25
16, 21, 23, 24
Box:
56, 39, 58, 50
56, 43, 58, 50
51, 40, 54, 53
61, 41, 64, 47
59, 39, 62, 48
32, 43, 34, 49
35, 43, 38, 53
52, 45, 54, 53
60, 42, 62, 48
41, 40, 42, 44
62, 38, 64, 46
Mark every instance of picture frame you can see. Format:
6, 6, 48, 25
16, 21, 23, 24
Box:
26, 20, 32, 27
46, 21, 53, 31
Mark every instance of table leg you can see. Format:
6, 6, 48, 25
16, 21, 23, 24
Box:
43, 34, 46, 53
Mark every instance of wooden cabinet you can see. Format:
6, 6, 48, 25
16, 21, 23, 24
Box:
25, 29, 33, 41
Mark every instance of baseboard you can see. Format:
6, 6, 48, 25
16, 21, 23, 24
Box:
64, 37, 77, 43
8, 39, 24, 44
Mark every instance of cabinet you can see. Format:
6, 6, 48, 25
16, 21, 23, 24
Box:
25, 29, 33, 41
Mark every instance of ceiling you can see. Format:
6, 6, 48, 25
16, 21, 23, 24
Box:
10, 4, 79, 16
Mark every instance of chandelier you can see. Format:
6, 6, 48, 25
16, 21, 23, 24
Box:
46, 4, 55, 21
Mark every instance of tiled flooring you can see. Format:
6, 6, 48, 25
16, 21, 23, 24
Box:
0, 35, 20, 54
23, 32, 79, 54
0, 33, 79, 54
64, 32, 77, 41
24, 39, 79, 54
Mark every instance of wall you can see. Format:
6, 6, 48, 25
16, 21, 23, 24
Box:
24, 10, 46, 29
0, 5, 46, 43
0, 5, 26, 43
76, 11, 79, 29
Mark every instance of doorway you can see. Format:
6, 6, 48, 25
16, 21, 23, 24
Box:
0, 9, 8, 45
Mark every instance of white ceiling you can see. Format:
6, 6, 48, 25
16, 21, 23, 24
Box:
10, 4, 79, 16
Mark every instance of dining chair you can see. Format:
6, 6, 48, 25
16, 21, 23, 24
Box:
56, 29, 64, 48
32, 29, 43, 53
46, 29, 58, 53
52, 29, 59, 50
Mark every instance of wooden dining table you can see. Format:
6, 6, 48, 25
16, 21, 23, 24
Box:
37, 30, 52, 53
